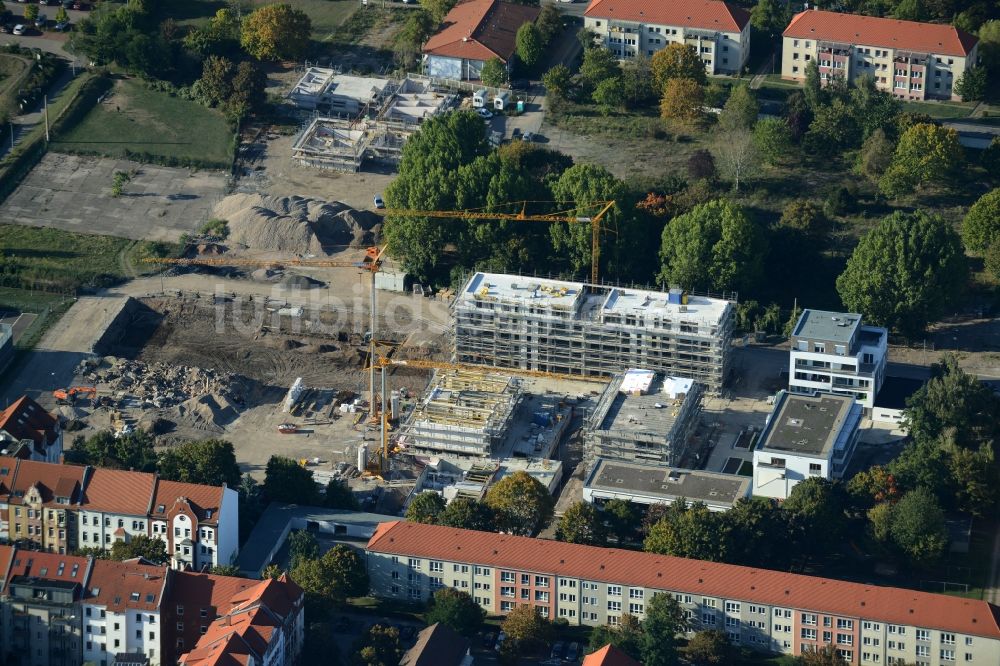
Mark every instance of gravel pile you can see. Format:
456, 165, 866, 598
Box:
214, 193, 381, 255
79, 357, 250, 409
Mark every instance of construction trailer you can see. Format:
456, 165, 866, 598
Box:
396, 368, 523, 458
583, 370, 703, 469
453, 273, 736, 392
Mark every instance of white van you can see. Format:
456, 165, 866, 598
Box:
493, 91, 510, 111
472, 88, 488, 108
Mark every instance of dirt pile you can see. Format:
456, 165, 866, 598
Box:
214, 194, 381, 255
79, 357, 251, 409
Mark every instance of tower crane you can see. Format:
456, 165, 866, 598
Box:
372, 200, 617, 284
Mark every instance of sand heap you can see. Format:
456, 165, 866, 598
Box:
214, 194, 381, 255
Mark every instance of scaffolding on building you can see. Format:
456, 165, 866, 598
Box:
452, 273, 736, 392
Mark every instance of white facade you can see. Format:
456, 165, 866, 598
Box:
82, 605, 161, 666
77, 510, 149, 550
788, 310, 887, 409
753, 392, 862, 500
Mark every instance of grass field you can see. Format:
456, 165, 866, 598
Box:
51, 78, 234, 166
0, 53, 31, 118
252, 0, 361, 41
901, 99, 977, 119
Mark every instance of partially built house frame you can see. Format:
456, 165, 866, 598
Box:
289, 76, 455, 172
397, 369, 523, 458
453, 273, 736, 391
584, 370, 703, 468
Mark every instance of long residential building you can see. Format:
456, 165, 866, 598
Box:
0, 544, 303, 666
454, 273, 735, 392
584, 0, 751, 74
0, 456, 238, 569
367, 521, 1000, 666
781, 9, 979, 101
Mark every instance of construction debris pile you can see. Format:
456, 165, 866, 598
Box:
78, 357, 250, 410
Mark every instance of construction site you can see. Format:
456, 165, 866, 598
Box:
584, 369, 704, 469
288, 70, 456, 172
453, 272, 737, 391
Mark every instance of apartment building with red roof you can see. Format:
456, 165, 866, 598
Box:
4, 458, 86, 554
367, 521, 1000, 666
0, 549, 93, 666
584, 0, 751, 75
423, 0, 540, 80
0, 456, 238, 569
0, 543, 301, 666
0, 396, 63, 463
174, 574, 304, 666
81, 558, 170, 666
781, 9, 979, 101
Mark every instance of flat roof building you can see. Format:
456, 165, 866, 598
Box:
781, 9, 979, 101
287, 69, 390, 115
584, 370, 703, 468
753, 391, 862, 500
789, 309, 888, 409
583, 459, 750, 512
454, 273, 735, 391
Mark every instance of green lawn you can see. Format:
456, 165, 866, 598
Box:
252, 0, 361, 41
901, 100, 977, 119
51, 78, 234, 168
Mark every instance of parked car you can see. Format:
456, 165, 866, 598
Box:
550, 641, 565, 660
0, 23, 11, 34
476, 107, 493, 119
34, 14, 47, 28
566, 642, 581, 661
511, 127, 523, 140
39, 0, 53, 6
523, 131, 535, 142
12, 23, 25, 35
494, 631, 506, 652
62, 0, 74, 7
54, 20, 69, 31
73, 1, 88, 9
372, 194, 385, 209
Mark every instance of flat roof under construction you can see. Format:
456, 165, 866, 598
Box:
594, 374, 700, 439
759, 392, 858, 458
459, 272, 731, 326
584, 459, 750, 509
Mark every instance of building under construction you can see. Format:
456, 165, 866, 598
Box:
289, 75, 455, 172
396, 368, 523, 458
584, 369, 703, 468
453, 273, 736, 391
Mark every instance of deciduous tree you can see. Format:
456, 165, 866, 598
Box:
157, 439, 241, 487
480, 57, 506, 87
549, 163, 625, 277
641, 592, 687, 666
954, 66, 987, 101
535, 4, 561, 43
288, 529, 320, 569
836, 211, 967, 336
501, 605, 552, 655
782, 478, 848, 555
110, 536, 168, 564
425, 588, 486, 636
292, 544, 369, 608
263, 455, 320, 504
352, 624, 401, 666
394, 10, 434, 68
66, 430, 157, 472
593, 76, 626, 115
240, 3, 311, 61
660, 77, 704, 124
437, 497, 495, 530
405, 491, 446, 524
752, 116, 791, 165
659, 199, 765, 293
324, 479, 359, 510
556, 501, 607, 545
603, 498, 639, 544
718, 84, 758, 132
580, 47, 620, 88
542, 64, 572, 104
687, 149, 716, 180
750, 0, 790, 36
962, 188, 1000, 254
779, 199, 826, 235
420, 0, 458, 24
650, 43, 706, 92
484, 471, 554, 535
714, 129, 758, 192
643, 500, 729, 561
515, 22, 543, 68
857, 128, 895, 185
588, 614, 643, 660
684, 629, 735, 665
888, 488, 948, 566
879, 123, 963, 197
905, 354, 1000, 451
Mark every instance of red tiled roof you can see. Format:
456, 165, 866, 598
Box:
367, 522, 1000, 639
423, 0, 540, 63
85, 559, 168, 612
2, 550, 90, 594
583, 644, 641, 666
0, 545, 14, 585
228, 575, 303, 621
179, 632, 254, 666
584, 0, 750, 33
167, 571, 261, 663
81, 468, 156, 516
8, 459, 85, 506
0, 456, 19, 495
783, 9, 977, 57
400, 623, 470, 666
0, 396, 58, 452
152, 479, 225, 525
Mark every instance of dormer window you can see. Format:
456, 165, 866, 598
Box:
130, 592, 140, 602
157, 505, 166, 514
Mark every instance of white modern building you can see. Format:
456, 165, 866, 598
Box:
753, 391, 862, 500
788, 309, 887, 409
584, 458, 750, 512
584, 0, 751, 74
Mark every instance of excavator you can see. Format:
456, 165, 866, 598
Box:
52, 386, 97, 405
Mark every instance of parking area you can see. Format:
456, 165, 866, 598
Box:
0, 153, 229, 242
